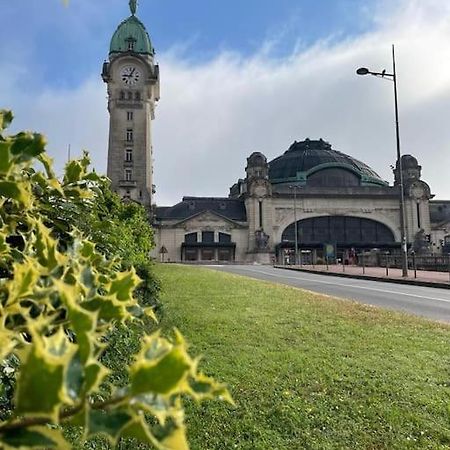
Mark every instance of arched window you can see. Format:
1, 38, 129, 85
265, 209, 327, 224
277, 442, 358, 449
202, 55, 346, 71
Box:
127, 91, 133, 100
282, 216, 395, 246
184, 232, 197, 243
119, 91, 125, 100
135, 91, 141, 101
219, 233, 231, 243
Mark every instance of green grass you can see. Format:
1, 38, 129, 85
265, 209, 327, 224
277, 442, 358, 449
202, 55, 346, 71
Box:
156, 264, 450, 450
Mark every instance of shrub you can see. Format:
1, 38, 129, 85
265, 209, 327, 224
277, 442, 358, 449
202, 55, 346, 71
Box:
0, 111, 231, 449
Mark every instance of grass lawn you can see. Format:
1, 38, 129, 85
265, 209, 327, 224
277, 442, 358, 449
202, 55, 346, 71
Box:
155, 264, 450, 450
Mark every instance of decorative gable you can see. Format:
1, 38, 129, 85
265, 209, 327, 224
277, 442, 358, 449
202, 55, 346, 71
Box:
172, 210, 245, 231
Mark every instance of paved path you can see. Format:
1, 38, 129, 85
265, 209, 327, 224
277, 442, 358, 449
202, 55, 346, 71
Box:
209, 265, 450, 323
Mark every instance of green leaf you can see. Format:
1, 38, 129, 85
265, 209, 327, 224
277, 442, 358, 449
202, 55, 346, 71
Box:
34, 222, 66, 271
131, 336, 192, 396
84, 362, 109, 394
120, 416, 160, 447
0, 142, 12, 174
66, 353, 83, 401
7, 258, 39, 304
83, 296, 128, 322
0, 181, 29, 204
56, 282, 95, 364
64, 160, 84, 184
15, 340, 66, 421
0, 231, 10, 257
0, 110, 13, 131
86, 409, 132, 444
0, 426, 69, 449
109, 269, 140, 301
79, 241, 95, 258
131, 393, 179, 425
188, 373, 234, 405
37, 153, 56, 179
160, 425, 189, 450
0, 329, 15, 361
10, 132, 46, 158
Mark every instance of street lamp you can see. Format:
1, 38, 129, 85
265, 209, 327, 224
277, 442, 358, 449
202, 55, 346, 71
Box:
356, 44, 408, 278
289, 185, 299, 266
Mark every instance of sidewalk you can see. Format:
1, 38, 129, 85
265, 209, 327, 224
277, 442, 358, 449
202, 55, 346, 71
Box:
274, 264, 450, 289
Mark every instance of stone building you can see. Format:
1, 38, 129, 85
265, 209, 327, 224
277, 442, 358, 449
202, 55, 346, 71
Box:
153, 139, 447, 263
104, 2, 449, 264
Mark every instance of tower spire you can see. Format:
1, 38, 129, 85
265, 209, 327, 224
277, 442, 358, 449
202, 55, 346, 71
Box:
129, 0, 137, 15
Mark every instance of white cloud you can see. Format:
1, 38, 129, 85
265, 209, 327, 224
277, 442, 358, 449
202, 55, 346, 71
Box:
153, 0, 450, 204
1, 77, 108, 177
1, 0, 450, 206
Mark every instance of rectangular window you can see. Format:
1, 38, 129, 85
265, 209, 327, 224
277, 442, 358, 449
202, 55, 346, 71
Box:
259, 201, 263, 228
126, 129, 133, 142
125, 169, 132, 181
127, 111, 133, 121
202, 231, 214, 243
417, 203, 421, 229
219, 232, 231, 243
125, 148, 133, 162
185, 233, 198, 244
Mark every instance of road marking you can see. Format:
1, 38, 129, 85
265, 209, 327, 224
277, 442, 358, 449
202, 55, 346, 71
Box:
233, 267, 450, 304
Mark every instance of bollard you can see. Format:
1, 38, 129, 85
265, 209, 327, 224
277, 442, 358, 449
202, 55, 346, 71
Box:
362, 253, 365, 275
342, 256, 345, 273
386, 254, 389, 277
412, 252, 417, 279
326, 256, 329, 271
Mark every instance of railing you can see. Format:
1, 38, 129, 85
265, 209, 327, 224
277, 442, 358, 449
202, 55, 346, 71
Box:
367, 254, 450, 273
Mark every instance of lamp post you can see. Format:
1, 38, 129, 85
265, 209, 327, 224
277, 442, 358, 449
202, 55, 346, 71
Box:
289, 185, 299, 266
356, 44, 408, 277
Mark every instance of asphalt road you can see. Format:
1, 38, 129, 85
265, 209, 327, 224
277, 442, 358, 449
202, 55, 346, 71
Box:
209, 265, 450, 323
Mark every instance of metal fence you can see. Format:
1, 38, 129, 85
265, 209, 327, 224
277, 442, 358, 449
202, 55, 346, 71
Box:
373, 254, 450, 272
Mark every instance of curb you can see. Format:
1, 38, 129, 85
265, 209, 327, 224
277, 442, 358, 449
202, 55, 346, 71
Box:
273, 265, 450, 290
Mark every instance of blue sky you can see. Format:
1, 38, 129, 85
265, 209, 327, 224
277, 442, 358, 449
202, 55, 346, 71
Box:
1, 0, 450, 204
1, 0, 375, 90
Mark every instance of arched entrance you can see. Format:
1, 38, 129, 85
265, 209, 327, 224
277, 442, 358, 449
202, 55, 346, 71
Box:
278, 216, 396, 264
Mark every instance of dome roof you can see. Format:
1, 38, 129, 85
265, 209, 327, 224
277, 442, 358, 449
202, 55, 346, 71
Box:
268, 139, 387, 187
110, 15, 153, 55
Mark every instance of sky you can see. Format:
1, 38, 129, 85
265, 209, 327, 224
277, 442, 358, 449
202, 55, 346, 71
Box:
1, 0, 450, 205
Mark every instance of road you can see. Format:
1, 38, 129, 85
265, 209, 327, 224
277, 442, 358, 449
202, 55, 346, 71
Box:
209, 265, 450, 323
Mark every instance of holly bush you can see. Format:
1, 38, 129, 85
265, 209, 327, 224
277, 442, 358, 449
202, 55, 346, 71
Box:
0, 111, 231, 449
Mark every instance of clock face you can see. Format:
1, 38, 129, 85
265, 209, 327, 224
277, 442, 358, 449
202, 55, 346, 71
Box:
120, 66, 141, 86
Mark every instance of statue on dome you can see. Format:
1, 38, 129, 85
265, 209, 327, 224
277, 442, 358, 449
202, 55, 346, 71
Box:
129, 0, 137, 15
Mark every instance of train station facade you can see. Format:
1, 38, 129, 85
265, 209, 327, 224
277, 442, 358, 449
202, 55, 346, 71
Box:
153, 139, 448, 264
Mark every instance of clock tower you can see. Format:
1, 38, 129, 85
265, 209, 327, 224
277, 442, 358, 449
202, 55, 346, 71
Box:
102, 0, 160, 208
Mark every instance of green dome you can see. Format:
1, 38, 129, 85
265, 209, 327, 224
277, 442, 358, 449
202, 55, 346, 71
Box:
110, 15, 153, 55
269, 139, 388, 187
